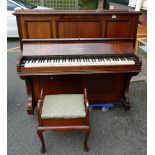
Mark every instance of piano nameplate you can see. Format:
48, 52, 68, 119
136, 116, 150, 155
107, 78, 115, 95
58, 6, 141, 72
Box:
70, 47, 89, 52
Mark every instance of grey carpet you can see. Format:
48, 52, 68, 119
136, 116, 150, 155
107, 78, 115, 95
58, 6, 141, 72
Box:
7, 52, 147, 155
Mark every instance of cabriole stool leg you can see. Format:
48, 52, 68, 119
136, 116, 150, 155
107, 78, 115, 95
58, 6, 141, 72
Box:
37, 130, 46, 153
84, 129, 90, 152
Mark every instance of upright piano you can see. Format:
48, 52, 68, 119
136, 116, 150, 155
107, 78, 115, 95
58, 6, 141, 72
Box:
14, 10, 142, 114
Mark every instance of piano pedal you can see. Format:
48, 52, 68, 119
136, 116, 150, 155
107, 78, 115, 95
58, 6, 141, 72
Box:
89, 104, 113, 112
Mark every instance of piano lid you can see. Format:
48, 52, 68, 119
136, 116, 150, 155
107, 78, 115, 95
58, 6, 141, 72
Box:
22, 40, 134, 56
13, 10, 141, 15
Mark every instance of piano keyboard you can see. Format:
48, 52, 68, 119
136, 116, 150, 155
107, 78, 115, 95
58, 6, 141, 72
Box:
21, 56, 136, 68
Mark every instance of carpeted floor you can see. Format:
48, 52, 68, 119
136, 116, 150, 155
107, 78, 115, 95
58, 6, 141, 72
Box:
7, 52, 147, 155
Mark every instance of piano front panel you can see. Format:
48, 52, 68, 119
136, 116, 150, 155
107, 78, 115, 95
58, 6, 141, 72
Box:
102, 15, 136, 38
31, 74, 125, 105
20, 16, 53, 39
105, 21, 130, 38
57, 21, 101, 38
81, 74, 124, 103
26, 21, 52, 39
16, 12, 139, 43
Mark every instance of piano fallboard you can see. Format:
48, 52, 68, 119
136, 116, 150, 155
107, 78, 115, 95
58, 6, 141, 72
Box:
22, 41, 134, 56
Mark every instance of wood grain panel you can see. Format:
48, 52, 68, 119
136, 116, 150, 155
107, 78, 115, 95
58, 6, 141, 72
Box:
105, 20, 130, 38
22, 41, 134, 56
57, 21, 100, 38
14, 11, 141, 50
31, 74, 125, 105
26, 21, 52, 39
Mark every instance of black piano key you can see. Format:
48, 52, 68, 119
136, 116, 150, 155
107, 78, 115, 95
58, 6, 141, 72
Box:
27, 58, 31, 63
32, 58, 36, 63
122, 57, 126, 61
38, 58, 42, 63
47, 57, 50, 61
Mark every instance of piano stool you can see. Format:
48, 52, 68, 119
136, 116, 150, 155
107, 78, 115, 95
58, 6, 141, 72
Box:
37, 88, 90, 153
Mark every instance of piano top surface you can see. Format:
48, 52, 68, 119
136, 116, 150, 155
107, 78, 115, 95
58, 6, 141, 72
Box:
22, 40, 134, 56
13, 10, 141, 15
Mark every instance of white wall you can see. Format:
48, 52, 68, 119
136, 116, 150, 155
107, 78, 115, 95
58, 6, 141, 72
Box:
128, 0, 147, 10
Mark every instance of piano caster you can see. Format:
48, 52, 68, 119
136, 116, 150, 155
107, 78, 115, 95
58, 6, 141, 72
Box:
123, 105, 131, 111
101, 107, 109, 112
89, 104, 113, 112
27, 109, 34, 115
121, 98, 131, 111
40, 148, 46, 154
27, 101, 35, 115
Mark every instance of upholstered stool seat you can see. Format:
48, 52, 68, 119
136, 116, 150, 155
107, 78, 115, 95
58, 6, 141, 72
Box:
37, 88, 90, 153
41, 94, 86, 119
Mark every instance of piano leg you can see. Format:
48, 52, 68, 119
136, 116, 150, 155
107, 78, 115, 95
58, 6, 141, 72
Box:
121, 98, 130, 111
24, 77, 35, 115
121, 75, 132, 111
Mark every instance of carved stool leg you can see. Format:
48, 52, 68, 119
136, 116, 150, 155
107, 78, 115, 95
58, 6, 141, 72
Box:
37, 130, 46, 153
84, 129, 90, 152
